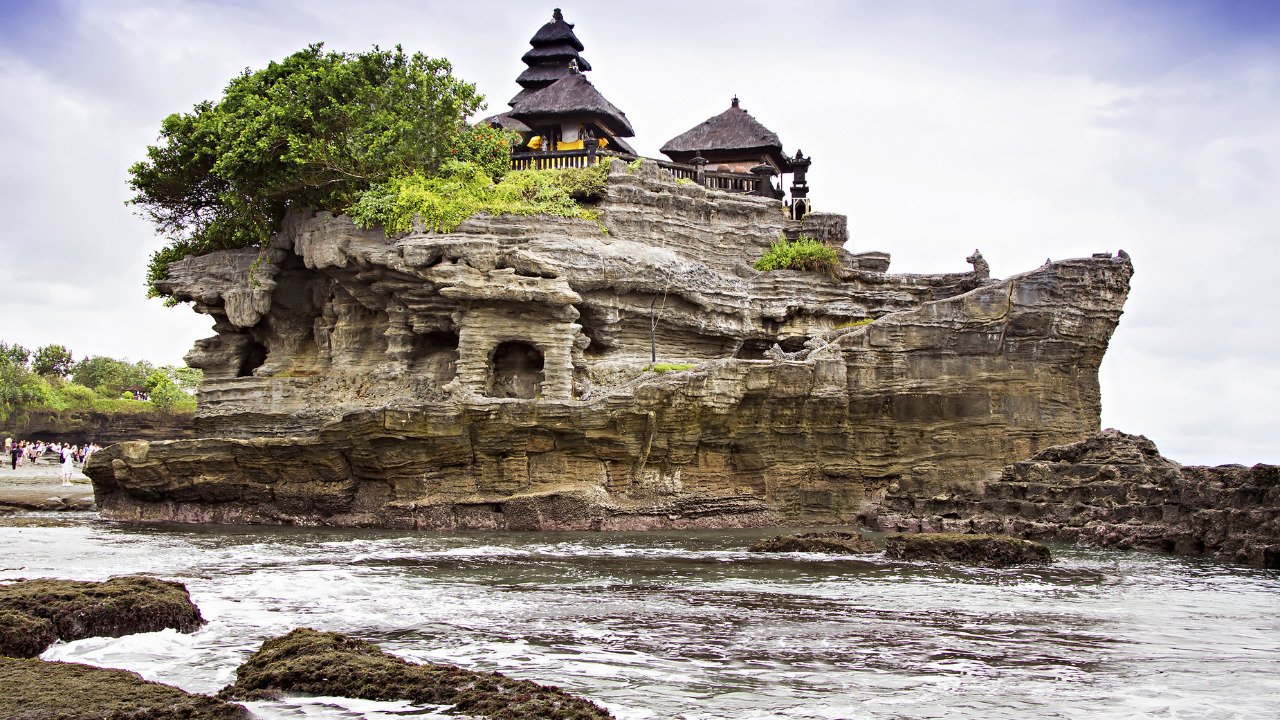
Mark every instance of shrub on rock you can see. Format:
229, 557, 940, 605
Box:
219, 628, 613, 719
749, 531, 878, 554
0, 610, 57, 658
0, 657, 248, 719
0, 575, 204, 649
884, 533, 1051, 566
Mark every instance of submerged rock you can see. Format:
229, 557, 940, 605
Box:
0, 657, 248, 719
749, 531, 878, 554
0, 610, 57, 658
219, 628, 613, 719
884, 533, 1051, 566
0, 575, 204, 656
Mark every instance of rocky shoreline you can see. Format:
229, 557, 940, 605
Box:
865, 430, 1280, 568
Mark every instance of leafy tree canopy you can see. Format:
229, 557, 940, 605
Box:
130, 43, 513, 298
31, 344, 74, 378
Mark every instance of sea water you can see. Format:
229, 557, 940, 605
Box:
2, 514, 1278, 719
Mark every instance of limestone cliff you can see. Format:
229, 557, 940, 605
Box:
87, 161, 1133, 529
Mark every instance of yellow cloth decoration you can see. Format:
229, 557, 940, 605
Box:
527, 135, 543, 150
597, 137, 609, 148
556, 139, 585, 151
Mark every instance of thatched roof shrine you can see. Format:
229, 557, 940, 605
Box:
661, 97, 790, 170
509, 70, 634, 138
512, 8, 592, 105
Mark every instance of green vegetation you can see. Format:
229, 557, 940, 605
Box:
627, 157, 644, 173
348, 160, 609, 236
0, 340, 200, 422
644, 363, 697, 373
220, 628, 612, 719
753, 235, 840, 275
835, 318, 875, 330
129, 44, 513, 298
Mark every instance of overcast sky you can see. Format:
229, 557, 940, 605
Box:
1, 0, 1277, 465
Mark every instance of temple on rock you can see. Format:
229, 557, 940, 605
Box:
488, 8, 810, 216
84, 7, 1135, 536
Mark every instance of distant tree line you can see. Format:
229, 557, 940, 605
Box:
0, 341, 201, 421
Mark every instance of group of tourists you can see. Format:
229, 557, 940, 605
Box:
4, 438, 102, 486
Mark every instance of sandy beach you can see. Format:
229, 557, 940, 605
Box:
0, 463, 94, 512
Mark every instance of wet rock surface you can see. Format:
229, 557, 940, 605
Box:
870, 430, 1280, 567
219, 627, 614, 719
0, 657, 249, 719
85, 167, 1133, 530
749, 531, 878, 554
0, 609, 57, 658
883, 533, 1051, 566
0, 576, 204, 655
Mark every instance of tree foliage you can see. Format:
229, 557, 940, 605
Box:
0, 343, 202, 422
130, 43, 505, 298
31, 345, 74, 378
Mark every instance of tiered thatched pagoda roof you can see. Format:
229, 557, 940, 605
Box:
660, 97, 789, 170
509, 70, 634, 138
512, 8, 592, 106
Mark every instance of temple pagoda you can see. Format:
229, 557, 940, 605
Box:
486, 8, 636, 158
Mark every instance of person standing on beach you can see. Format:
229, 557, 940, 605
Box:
60, 446, 74, 486
9, 443, 20, 470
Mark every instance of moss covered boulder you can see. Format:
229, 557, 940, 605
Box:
0, 610, 58, 658
0, 575, 204, 656
219, 628, 613, 719
749, 531, 879, 554
0, 657, 248, 719
884, 532, 1052, 566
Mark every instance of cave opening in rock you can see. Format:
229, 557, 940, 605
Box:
237, 339, 268, 377
411, 330, 459, 383
489, 341, 545, 399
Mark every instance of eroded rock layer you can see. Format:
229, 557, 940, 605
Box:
868, 430, 1280, 567
87, 162, 1133, 529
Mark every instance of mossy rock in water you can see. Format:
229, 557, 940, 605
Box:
749, 531, 879, 554
0, 575, 204, 648
0, 610, 57, 658
884, 533, 1051, 566
219, 628, 613, 719
0, 657, 249, 719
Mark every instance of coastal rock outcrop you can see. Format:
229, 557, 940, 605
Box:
883, 533, 1052, 566
0, 576, 204, 655
219, 628, 613, 719
749, 531, 878, 554
87, 162, 1133, 530
0, 658, 249, 720
869, 430, 1280, 567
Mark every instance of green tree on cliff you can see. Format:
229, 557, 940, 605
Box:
129, 43, 512, 298
31, 345, 74, 378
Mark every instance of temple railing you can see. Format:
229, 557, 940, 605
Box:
510, 149, 630, 170
509, 149, 761, 195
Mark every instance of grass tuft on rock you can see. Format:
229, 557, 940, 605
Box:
749, 531, 879, 554
0, 575, 204, 651
219, 628, 613, 719
0, 610, 57, 658
0, 657, 249, 719
644, 363, 697, 373
753, 235, 840, 275
884, 532, 1052, 566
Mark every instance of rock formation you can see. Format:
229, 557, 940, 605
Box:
868, 430, 1280, 567
883, 533, 1052, 566
87, 161, 1133, 530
